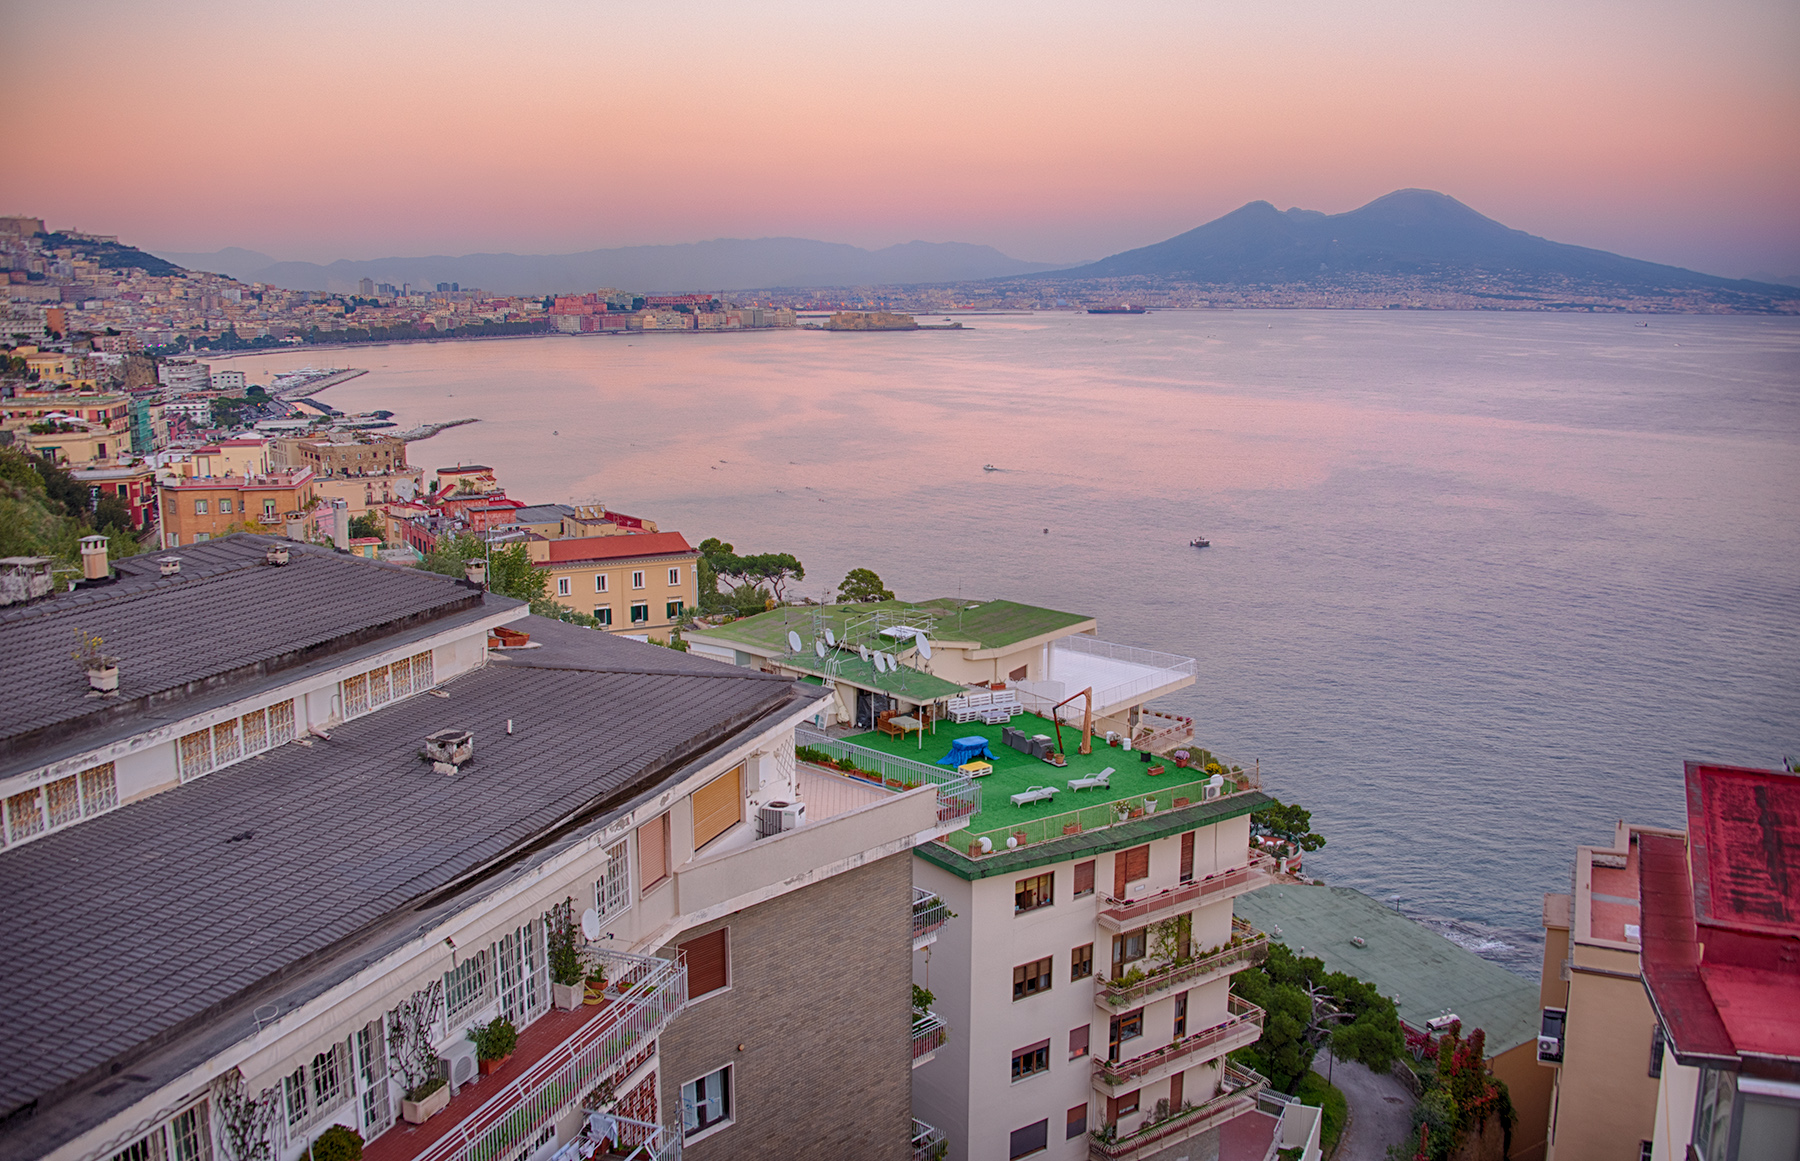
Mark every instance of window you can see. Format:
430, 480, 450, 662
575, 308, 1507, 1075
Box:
680, 1066, 732, 1138
692, 765, 743, 850
169, 1105, 212, 1161
666, 600, 684, 620
679, 929, 730, 998
632, 570, 645, 589
1013, 956, 1053, 1001
178, 728, 214, 780
342, 672, 369, 716
194, 499, 208, 514
1067, 1104, 1088, 1140
596, 573, 608, 593
1113, 928, 1148, 968
638, 814, 670, 893
368, 665, 391, 707
1011, 664, 1029, 682
212, 719, 241, 765
630, 602, 649, 624
594, 606, 613, 626
1009, 1119, 1048, 1158
167, 533, 179, 546
493, 919, 543, 1024
1073, 859, 1095, 897
444, 950, 492, 1023
1109, 1010, 1144, 1061
219, 498, 232, 514
356, 1018, 392, 1136
194, 533, 210, 542
5, 788, 44, 842
1072, 943, 1093, 980
1180, 831, 1195, 883
1114, 845, 1150, 896
557, 576, 571, 596
263, 499, 277, 518
80, 762, 118, 813
1011, 1040, 1050, 1082
1070, 1024, 1090, 1059
594, 838, 631, 922
1170, 1071, 1184, 1110
284, 1042, 351, 1133
1015, 872, 1054, 914
1174, 991, 1188, 1037
1648, 1024, 1665, 1078
45, 776, 81, 827
1109, 1089, 1141, 1120
668, 567, 681, 585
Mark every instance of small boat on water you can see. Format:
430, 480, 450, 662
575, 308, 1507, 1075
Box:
1088, 305, 1148, 314
1189, 537, 1210, 548
983, 464, 999, 472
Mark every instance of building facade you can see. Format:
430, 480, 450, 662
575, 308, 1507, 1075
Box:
158, 468, 315, 545
530, 532, 699, 641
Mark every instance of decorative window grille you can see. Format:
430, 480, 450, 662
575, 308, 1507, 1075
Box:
169, 1105, 211, 1161
368, 665, 391, 708
178, 730, 214, 780
444, 950, 492, 1024
267, 700, 296, 745
5, 788, 43, 843
240, 708, 268, 754
594, 839, 632, 924
45, 776, 82, 827
410, 651, 434, 688
284, 1068, 309, 1130
390, 657, 414, 698
212, 720, 242, 766
342, 673, 369, 716
494, 921, 545, 1025
80, 763, 118, 813
356, 1018, 392, 1138
311, 1043, 348, 1117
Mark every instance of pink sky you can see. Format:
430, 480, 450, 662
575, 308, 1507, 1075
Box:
3, 0, 1797, 277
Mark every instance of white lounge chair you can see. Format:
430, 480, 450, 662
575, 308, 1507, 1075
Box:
1067, 768, 1114, 792
1011, 786, 1058, 807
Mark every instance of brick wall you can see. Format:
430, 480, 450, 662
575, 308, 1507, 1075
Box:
659, 851, 914, 1161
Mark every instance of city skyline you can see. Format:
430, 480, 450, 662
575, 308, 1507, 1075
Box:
2, 0, 1797, 280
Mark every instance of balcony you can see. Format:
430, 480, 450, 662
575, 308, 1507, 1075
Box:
1098, 920, 1269, 1009
912, 1012, 949, 1069
1096, 855, 1276, 933
1094, 996, 1265, 1091
913, 887, 950, 950
366, 949, 686, 1161
795, 727, 980, 830
912, 1118, 948, 1161
1089, 1090, 1258, 1159
1017, 636, 1197, 718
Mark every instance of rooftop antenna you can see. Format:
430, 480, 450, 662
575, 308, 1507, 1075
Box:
786, 630, 803, 654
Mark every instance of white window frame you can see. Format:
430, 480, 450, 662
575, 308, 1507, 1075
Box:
596, 573, 608, 593
668, 567, 680, 586
680, 1064, 734, 1141
631, 570, 645, 589
594, 838, 632, 924
630, 602, 649, 624
557, 576, 571, 596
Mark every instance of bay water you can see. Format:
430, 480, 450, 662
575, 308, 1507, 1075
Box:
224, 311, 1800, 975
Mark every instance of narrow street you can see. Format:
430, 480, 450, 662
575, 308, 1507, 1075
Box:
1313, 1050, 1417, 1161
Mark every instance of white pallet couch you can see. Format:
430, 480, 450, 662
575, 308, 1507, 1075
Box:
949, 691, 993, 724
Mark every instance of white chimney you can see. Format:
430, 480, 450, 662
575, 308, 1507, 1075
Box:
464, 558, 487, 587
158, 556, 182, 577
79, 535, 109, 581
423, 729, 473, 775
332, 500, 349, 550
284, 511, 306, 541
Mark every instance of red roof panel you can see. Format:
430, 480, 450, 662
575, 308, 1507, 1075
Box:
541, 531, 694, 565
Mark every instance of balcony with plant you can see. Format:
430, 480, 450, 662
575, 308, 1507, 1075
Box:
1094, 995, 1265, 1089
1100, 917, 1269, 1009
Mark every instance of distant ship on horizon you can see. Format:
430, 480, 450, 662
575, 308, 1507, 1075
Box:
1086, 304, 1148, 314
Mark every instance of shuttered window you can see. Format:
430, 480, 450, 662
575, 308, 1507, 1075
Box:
639, 814, 670, 893
1114, 845, 1149, 896
692, 765, 743, 851
1073, 860, 1095, 898
1180, 832, 1195, 883
680, 928, 729, 997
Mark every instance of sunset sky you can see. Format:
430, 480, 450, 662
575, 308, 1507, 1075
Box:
3, 0, 1796, 277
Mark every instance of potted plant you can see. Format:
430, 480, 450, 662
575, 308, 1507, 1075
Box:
1172, 749, 1191, 769
305, 1124, 364, 1161
72, 629, 118, 692
546, 898, 585, 1010
584, 962, 607, 1004
389, 983, 450, 1123
1147, 764, 1165, 776
401, 1070, 449, 1123
470, 1016, 518, 1075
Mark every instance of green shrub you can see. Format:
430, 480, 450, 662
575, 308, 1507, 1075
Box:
469, 1016, 518, 1061
307, 1124, 364, 1161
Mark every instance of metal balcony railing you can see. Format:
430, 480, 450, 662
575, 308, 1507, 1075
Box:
1088, 1088, 1258, 1159
796, 728, 979, 824
912, 1118, 948, 1161
1096, 996, 1265, 1088
410, 949, 686, 1161
1098, 925, 1269, 1009
911, 1012, 949, 1062
912, 887, 950, 944
1096, 854, 1275, 931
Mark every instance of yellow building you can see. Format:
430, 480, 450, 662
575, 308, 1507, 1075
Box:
530, 531, 698, 641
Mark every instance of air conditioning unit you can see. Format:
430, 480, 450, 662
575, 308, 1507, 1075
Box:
757, 801, 806, 839
1127, 880, 1152, 899
1202, 783, 1222, 801
443, 1038, 480, 1094
1426, 1013, 1462, 1033
1537, 1008, 1566, 1064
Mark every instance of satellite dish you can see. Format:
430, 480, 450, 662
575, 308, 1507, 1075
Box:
787, 630, 802, 653
815, 639, 827, 658
876, 652, 890, 673
859, 645, 871, 662
917, 636, 932, 660
978, 836, 993, 853
825, 628, 836, 647
581, 908, 601, 941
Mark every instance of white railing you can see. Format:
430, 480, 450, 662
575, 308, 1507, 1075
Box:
912, 1118, 947, 1161
1022, 637, 1198, 718
912, 887, 950, 943
912, 1013, 949, 1061
1057, 635, 1198, 674
796, 728, 980, 824
411, 949, 686, 1161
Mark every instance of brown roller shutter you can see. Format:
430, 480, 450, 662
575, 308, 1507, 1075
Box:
1074, 860, 1095, 897
1180, 832, 1195, 882
1168, 1071, 1183, 1109
692, 764, 743, 851
679, 928, 729, 997
1114, 845, 1149, 896
638, 814, 669, 893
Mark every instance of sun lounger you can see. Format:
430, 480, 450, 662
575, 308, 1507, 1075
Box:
1011, 786, 1058, 807
1067, 768, 1114, 792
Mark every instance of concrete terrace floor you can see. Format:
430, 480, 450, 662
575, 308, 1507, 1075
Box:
840, 713, 1223, 836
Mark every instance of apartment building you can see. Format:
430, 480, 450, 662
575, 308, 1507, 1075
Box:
295, 435, 409, 477
1538, 820, 1687, 1161
192, 438, 272, 478
530, 531, 699, 641
70, 460, 159, 528
0, 533, 960, 1161
158, 467, 316, 546
1641, 762, 1799, 1161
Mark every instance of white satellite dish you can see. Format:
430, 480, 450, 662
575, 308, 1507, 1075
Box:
825, 628, 836, 647
859, 645, 871, 662
787, 630, 802, 653
917, 636, 932, 660
875, 652, 889, 673
815, 639, 827, 659
882, 652, 898, 672
580, 908, 601, 941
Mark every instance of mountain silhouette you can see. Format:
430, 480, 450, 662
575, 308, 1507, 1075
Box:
1053, 189, 1790, 297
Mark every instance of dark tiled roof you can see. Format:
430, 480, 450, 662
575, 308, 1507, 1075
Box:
0, 657, 811, 1122
491, 615, 750, 677
0, 535, 492, 768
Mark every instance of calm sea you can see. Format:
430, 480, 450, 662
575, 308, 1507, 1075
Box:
224, 311, 1800, 976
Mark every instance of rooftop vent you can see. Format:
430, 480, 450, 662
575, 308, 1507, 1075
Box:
423, 729, 473, 775
264, 545, 291, 567
158, 556, 182, 577
80, 535, 110, 581
464, 559, 487, 587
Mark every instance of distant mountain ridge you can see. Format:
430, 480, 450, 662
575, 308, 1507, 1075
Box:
1048, 189, 1794, 301
153, 237, 1061, 294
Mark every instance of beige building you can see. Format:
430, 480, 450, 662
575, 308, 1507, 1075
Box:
294, 434, 408, 477
158, 468, 316, 546
531, 531, 699, 641
192, 438, 271, 479
1539, 821, 1686, 1161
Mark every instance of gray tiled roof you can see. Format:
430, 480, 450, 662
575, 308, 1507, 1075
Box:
492, 614, 743, 676
505, 504, 576, 524
0, 654, 813, 1124
0, 535, 493, 769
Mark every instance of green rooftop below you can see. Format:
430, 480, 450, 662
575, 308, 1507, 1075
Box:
692, 598, 1094, 656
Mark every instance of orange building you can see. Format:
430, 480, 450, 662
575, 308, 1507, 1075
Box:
159, 469, 316, 548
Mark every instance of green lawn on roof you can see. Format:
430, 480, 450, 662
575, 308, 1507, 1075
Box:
841, 713, 1219, 834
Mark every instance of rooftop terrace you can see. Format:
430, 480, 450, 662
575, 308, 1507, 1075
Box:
696, 597, 1094, 655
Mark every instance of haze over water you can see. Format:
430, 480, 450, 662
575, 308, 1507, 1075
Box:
228, 312, 1800, 975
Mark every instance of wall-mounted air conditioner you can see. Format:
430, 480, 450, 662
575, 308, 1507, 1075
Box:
443, 1038, 480, 1093
1127, 880, 1151, 899
1537, 1008, 1566, 1064
757, 801, 806, 839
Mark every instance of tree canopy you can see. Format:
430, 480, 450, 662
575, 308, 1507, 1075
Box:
1231, 942, 1403, 1093
419, 533, 546, 607
838, 567, 894, 603
1252, 799, 1327, 853
696, 537, 806, 608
